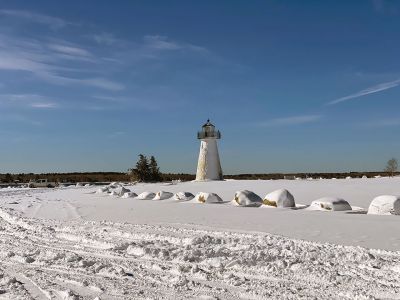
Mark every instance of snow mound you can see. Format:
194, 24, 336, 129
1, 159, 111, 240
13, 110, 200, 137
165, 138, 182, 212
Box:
194, 192, 223, 204
121, 192, 137, 199
96, 187, 109, 194
136, 192, 156, 200
108, 182, 123, 188
309, 197, 352, 211
263, 189, 295, 208
346, 176, 352, 180
111, 186, 130, 197
173, 192, 195, 201
362, 175, 368, 179
233, 190, 263, 207
153, 191, 173, 200
76, 182, 84, 187
367, 195, 400, 215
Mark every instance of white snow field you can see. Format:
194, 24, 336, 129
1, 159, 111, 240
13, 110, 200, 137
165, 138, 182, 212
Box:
1, 177, 400, 299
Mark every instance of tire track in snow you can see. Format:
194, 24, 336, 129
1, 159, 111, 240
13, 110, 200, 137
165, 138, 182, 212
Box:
1, 207, 400, 299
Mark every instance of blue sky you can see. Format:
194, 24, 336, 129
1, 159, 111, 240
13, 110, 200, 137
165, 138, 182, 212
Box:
0, 0, 400, 174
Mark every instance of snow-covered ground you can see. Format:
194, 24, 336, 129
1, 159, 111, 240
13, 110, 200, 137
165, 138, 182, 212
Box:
1, 178, 400, 299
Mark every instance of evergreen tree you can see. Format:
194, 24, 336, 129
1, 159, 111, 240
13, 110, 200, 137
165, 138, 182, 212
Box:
134, 154, 150, 182
149, 156, 162, 182
385, 158, 398, 177
4, 173, 13, 183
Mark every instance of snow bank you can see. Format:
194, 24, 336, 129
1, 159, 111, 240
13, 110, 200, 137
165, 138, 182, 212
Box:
121, 192, 137, 199
309, 197, 352, 211
136, 192, 156, 200
263, 189, 295, 208
111, 186, 130, 197
96, 187, 109, 194
173, 192, 195, 201
194, 192, 223, 204
153, 191, 173, 200
367, 195, 400, 215
233, 190, 263, 207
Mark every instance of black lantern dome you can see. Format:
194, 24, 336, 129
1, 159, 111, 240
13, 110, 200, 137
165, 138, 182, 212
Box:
197, 119, 221, 139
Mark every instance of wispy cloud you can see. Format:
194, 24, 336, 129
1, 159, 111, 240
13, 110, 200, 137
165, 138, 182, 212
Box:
91, 95, 160, 110
144, 35, 181, 50
257, 115, 322, 127
48, 44, 92, 57
143, 35, 208, 53
80, 78, 125, 91
30, 102, 57, 109
0, 9, 70, 29
92, 33, 119, 45
0, 33, 124, 91
328, 78, 400, 105
0, 94, 58, 109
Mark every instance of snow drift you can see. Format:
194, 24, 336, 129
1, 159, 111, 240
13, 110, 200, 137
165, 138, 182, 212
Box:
121, 192, 137, 198
233, 190, 263, 207
367, 195, 400, 215
263, 189, 295, 208
96, 187, 109, 194
309, 197, 352, 211
194, 192, 223, 204
173, 192, 195, 201
111, 186, 130, 197
153, 191, 173, 200
136, 192, 156, 200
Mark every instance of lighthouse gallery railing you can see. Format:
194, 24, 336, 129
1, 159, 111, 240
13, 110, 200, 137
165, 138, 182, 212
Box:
197, 130, 221, 139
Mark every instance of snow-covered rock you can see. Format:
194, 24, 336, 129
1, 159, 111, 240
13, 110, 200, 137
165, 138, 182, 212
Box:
136, 192, 156, 200
121, 192, 137, 198
233, 190, 263, 207
309, 197, 352, 211
108, 182, 122, 188
111, 186, 130, 197
173, 192, 195, 201
96, 187, 109, 194
76, 182, 84, 187
367, 195, 400, 215
153, 191, 173, 200
194, 192, 223, 204
263, 189, 295, 208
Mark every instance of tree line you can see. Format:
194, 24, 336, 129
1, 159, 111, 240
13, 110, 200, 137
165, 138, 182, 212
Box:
1, 157, 398, 183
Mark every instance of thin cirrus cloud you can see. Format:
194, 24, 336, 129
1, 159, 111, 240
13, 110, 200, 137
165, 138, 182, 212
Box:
0, 94, 58, 109
257, 115, 322, 127
48, 44, 92, 58
92, 33, 119, 45
328, 78, 400, 105
30, 102, 57, 109
143, 35, 208, 53
0, 32, 124, 91
0, 9, 70, 30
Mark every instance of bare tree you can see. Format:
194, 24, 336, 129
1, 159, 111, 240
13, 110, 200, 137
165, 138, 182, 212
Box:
385, 158, 398, 177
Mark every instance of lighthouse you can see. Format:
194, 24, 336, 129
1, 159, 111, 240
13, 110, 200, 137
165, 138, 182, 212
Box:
195, 119, 223, 181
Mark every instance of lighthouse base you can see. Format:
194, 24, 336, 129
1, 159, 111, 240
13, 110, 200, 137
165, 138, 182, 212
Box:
195, 139, 223, 181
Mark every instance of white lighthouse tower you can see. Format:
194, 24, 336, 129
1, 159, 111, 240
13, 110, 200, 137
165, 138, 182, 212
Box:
195, 119, 223, 181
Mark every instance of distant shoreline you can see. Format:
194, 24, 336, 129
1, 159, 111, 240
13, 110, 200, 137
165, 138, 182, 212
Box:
0, 171, 398, 184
